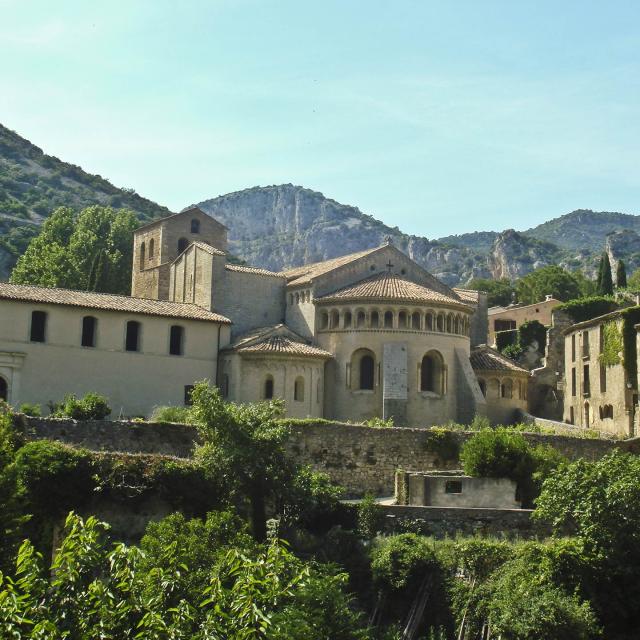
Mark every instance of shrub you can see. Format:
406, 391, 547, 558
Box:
364, 416, 394, 428
19, 403, 41, 417
149, 405, 193, 424
357, 494, 383, 539
556, 296, 618, 323
52, 392, 111, 420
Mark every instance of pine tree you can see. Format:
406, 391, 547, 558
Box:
598, 253, 614, 295
617, 260, 628, 289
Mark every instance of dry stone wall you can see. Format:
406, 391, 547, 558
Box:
20, 416, 618, 497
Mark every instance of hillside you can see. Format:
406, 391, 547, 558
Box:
0, 124, 170, 278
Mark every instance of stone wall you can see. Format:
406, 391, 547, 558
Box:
381, 505, 545, 539
20, 417, 619, 497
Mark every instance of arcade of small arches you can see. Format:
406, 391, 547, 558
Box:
317, 306, 471, 336
476, 376, 528, 401
289, 290, 312, 305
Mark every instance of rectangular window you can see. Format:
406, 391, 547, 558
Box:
81, 316, 97, 347
600, 364, 607, 393
582, 331, 590, 358
571, 334, 576, 362
125, 321, 141, 352
30, 311, 47, 342
571, 368, 576, 397
445, 480, 463, 494
169, 325, 184, 356
184, 385, 194, 406
583, 364, 590, 396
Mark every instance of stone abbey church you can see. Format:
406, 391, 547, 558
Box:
0, 207, 527, 425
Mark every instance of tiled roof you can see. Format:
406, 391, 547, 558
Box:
224, 324, 332, 359
136, 206, 229, 231
470, 346, 529, 374
453, 288, 480, 303
237, 335, 332, 358
225, 264, 284, 278
0, 282, 231, 323
189, 241, 226, 256
317, 273, 470, 308
280, 246, 382, 286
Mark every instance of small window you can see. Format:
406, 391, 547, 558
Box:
81, 316, 97, 347
0, 376, 7, 402
125, 320, 141, 352
149, 238, 155, 259
445, 480, 463, 494
169, 325, 184, 356
344, 311, 352, 328
356, 311, 366, 328
191, 219, 200, 234
384, 311, 393, 328
571, 368, 576, 396
184, 385, 194, 406
359, 354, 375, 390
140, 242, 146, 269
370, 311, 379, 328
264, 376, 274, 400
30, 311, 47, 343
294, 376, 305, 402
583, 364, 590, 396
177, 237, 189, 253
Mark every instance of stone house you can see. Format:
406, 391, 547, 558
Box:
488, 296, 561, 347
563, 309, 640, 437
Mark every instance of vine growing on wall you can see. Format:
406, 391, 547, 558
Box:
621, 307, 640, 390
599, 321, 623, 367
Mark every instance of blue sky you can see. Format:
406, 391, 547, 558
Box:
1, 1, 639, 238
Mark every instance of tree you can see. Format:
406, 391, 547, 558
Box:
466, 278, 515, 307
515, 266, 581, 305
616, 260, 627, 288
10, 205, 138, 295
596, 253, 613, 296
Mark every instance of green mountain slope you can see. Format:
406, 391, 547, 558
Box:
0, 124, 170, 277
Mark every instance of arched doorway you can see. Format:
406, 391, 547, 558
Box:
0, 376, 7, 402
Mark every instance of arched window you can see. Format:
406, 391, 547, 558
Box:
0, 376, 7, 402
411, 312, 421, 330
81, 316, 97, 347
370, 311, 379, 328
149, 238, 155, 259
425, 313, 434, 331
295, 293, 300, 304
140, 242, 146, 269
446, 314, 453, 333
351, 349, 375, 390
420, 351, 444, 394
319, 312, 329, 330
488, 378, 500, 398
384, 311, 393, 328
169, 325, 184, 355
125, 320, 141, 352
436, 314, 444, 332
191, 219, 200, 234
330, 310, 340, 328
264, 375, 274, 400
294, 376, 305, 402
30, 311, 47, 343
344, 311, 352, 328
584, 401, 590, 428
453, 315, 459, 334
177, 237, 189, 253
398, 311, 407, 328
501, 379, 513, 399
356, 310, 366, 328
478, 378, 487, 397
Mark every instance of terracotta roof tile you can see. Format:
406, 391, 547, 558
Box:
190, 241, 226, 256
317, 273, 470, 308
0, 282, 231, 323
281, 246, 381, 286
453, 288, 480, 303
237, 335, 332, 358
470, 346, 529, 374
225, 264, 284, 278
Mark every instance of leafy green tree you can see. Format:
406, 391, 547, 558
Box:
616, 260, 627, 288
10, 205, 138, 294
466, 278, 515, 307
515, 266, 582, 304
627, 267, 640, 291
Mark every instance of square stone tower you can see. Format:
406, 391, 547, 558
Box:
131, 207, 228, 300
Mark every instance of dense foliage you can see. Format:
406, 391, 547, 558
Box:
596, 253, 614, 296
10, 205, 138, 294
50, 392, 111, 420
466, 277, 515, 307
515, 265, 582, 305
556, 296, 619, 323
616, 260, 627, 288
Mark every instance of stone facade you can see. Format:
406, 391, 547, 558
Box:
488, 296, 561, 347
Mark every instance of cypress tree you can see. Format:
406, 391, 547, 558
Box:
617, 260, 628, 288
596, 254, 605, 292
599, 253, 614, 296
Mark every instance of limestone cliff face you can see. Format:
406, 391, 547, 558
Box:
194, 184, 484, 285
606, 230, 640, 282
487, 229, 559, 280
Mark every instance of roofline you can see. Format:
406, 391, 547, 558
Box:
489, 298, 561, 315
135, 207, 229, 232
222, 348, 333, 360
0, 285, 231, 324
314, 296, 472, 312
563, 308, 629, 334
